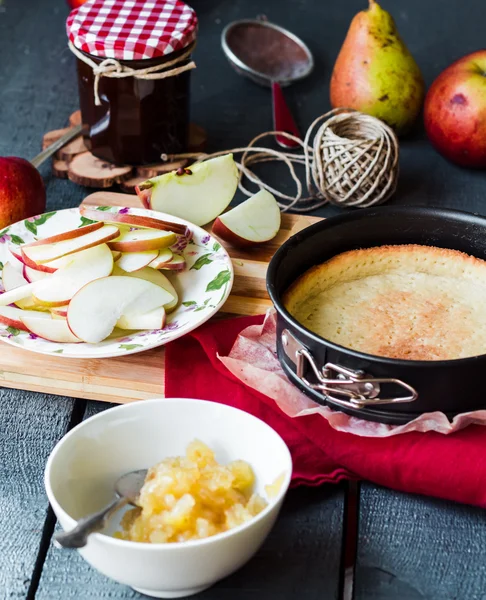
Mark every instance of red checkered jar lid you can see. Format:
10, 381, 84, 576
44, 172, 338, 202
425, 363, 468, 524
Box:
67, 0, 198, 61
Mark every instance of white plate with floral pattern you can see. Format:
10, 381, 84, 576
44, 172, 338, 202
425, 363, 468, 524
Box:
0, 206, 234, 358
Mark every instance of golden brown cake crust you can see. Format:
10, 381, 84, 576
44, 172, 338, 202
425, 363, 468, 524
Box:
284, 244, 486, 361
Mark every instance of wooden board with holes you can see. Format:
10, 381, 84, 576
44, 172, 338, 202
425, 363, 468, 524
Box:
0, 192, 321, 403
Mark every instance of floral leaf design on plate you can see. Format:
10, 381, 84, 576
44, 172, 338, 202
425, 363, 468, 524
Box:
206, 269, 231, 292
171, 236, 188, 254
194, 298, 213, 312
9, 234, 25, 245
79, 216, 96, 227
24, 219, 37, 235
24, 212, 57, 235
0, 208, 233, 358
35, 211, 56, 226
190, 253, 213, 270
183, 298, 214, 313
119, 343, 143, 350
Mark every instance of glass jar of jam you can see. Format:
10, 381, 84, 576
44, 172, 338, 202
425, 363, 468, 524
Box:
67, 0, 198, 166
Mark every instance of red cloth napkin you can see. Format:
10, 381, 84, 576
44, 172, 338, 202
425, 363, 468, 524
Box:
165, 315, 486, 508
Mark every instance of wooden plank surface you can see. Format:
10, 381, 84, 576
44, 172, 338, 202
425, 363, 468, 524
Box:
36, 401, 346, 600
0, 191, 319, 405
0, 389, 76, 597
39, 486, 346, 600
355, 484, 486, 599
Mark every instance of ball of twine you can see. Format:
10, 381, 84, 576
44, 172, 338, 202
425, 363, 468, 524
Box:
309, 109, 399, 208
163, 109, 400, 212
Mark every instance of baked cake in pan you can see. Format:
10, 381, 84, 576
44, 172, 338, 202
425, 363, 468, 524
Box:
284, 244, 486, 361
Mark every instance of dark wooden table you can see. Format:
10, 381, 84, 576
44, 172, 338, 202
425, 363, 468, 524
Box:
2, 0, 486, 598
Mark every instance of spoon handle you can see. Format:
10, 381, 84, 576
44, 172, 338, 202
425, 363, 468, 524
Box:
30, 124, 83, 169
54, 496, 128, 549
272, 82, 301, 149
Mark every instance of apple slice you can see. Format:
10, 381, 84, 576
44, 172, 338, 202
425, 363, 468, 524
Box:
137, 186, 151, 209
42, 251, 92, 272
79, 206, 189, 236
24, 221, 104, 247
112, 250, 122, 262
68, 276, 174, 343
23, 265, 51, 283
137, 154, 239, 226
108, 229, 176, 253
212, 189, 281, 248
0, 284, 36, 307
32, 243, 114, 307
22, 225, 119, 264
112, 265, 178, 312
160, 254, 186, 271
0, 306, 50, 330
20, 315, 82, 343
117, 250, 158, 272
2, 262, 38, 308
3, 261, 28, 290
148, 248, 173, 269
8, 247, 26, 265
116, 306, 166, 330
51, 306, 68, 319
20, 251, 75, 274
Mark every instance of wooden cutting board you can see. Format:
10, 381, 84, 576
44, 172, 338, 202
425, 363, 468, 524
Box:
0, 192, 321, 403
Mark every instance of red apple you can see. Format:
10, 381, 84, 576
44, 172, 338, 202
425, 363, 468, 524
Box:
424, 51, 486, 168
0, 157, 46, 229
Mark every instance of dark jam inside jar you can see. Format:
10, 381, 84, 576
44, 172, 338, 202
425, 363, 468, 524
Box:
76, 47, 191, 166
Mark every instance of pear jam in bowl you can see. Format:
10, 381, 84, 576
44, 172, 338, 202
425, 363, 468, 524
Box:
45, 398, 292, 598
117, 440, 269, 544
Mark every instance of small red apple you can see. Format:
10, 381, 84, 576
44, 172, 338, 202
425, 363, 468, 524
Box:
424, 51, 486, 168
0, 157, 46, 229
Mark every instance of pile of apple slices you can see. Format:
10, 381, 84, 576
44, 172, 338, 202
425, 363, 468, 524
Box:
136, 154, 282, 248
0, 213, 185, 344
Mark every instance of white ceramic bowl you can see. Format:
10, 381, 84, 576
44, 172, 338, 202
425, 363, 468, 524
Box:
45, 398, 292, 598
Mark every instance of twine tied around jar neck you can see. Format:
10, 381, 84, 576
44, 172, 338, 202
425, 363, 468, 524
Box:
68, 41, 196, 106
165, 109, 399, 212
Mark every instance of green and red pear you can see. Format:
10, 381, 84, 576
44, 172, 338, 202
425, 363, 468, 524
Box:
330, 0, 425, 135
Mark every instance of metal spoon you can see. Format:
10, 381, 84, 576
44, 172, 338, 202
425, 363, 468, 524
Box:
54, 468, 147, 549
221, 19, 314, 149
31, 124, 82, 169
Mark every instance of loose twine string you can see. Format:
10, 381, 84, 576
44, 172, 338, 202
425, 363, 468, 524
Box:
163, 109, 399, 212
68, 40, 196, 106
